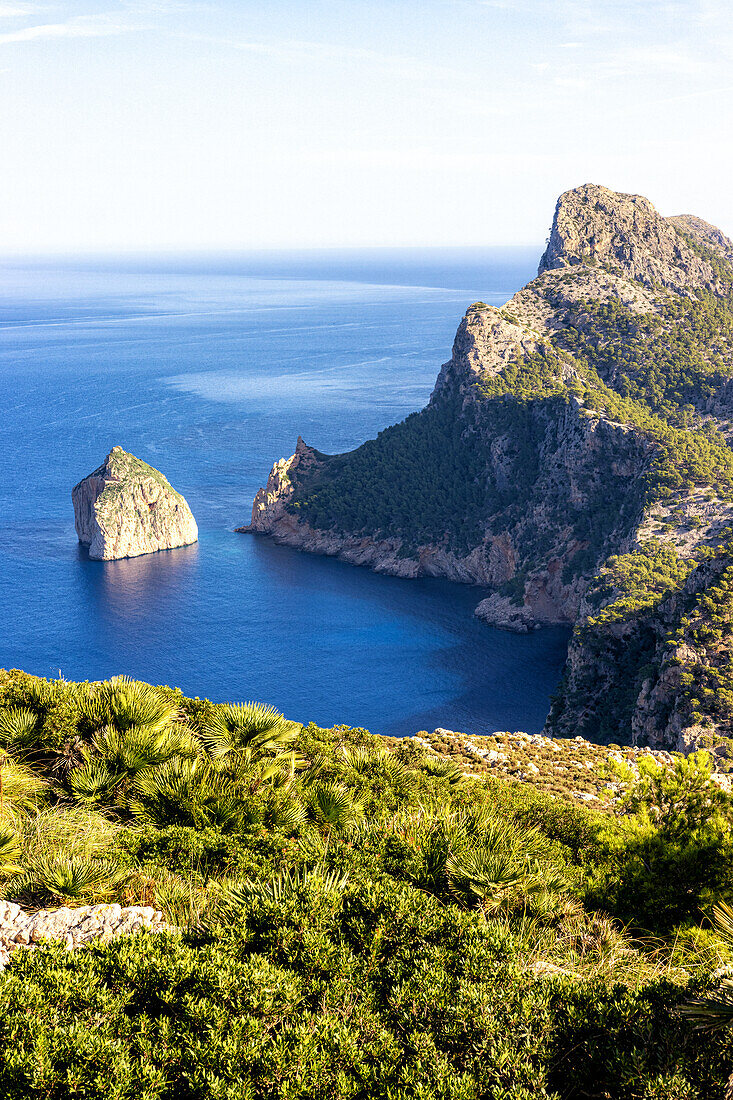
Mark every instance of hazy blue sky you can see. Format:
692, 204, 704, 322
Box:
1, 0, 731, 251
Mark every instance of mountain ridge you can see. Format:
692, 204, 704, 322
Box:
242, 184, 733, 755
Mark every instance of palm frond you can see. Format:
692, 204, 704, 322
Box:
446, 844, 527, 910
128, 757, 243, 829
68, 759, 123, 807
713, 902, 733, 949
422, 757, 466, 785
20, 854, 130, 903
0, 708, 42, 756
680, 981, 733, 1030
92, 722, 186, 778
82, 677, 181, 737
201, 702, 299, 759
213, 864, 349, 924
307, 782, 363, 832
263, 794, 308, 831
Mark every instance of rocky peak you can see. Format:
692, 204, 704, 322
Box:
538, 182, 729, 294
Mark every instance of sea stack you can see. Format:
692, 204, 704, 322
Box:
72, 447, 198, 560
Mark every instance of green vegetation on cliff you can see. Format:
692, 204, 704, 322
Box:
250, 186, 733, 753
1, 669, 733, 1096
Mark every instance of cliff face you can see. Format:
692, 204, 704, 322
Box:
73, 447, 198, 560
537, 183, 730, 295
243, 183, 733, 753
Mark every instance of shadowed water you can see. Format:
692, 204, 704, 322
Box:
0, 248, 569, 735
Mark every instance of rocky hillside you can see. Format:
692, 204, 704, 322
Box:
242, 184, 733, 755
73, 447, 198, 560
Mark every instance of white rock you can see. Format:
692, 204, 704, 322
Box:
73, 447, 198, 561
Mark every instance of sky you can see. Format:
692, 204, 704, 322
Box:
0, 0, 731, 251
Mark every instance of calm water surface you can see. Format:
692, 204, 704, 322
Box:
0, 248, 569, 735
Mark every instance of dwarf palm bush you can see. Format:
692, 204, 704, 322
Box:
445, 814, 568, 914
202, 702, 299, 758
682, 902, 733, 1030
341, 745, 417, 798
262, 793, 308, 832
13, 854, 130, 905
129, 757, 243, 830
92, 721, 199, 777
212, 865, 350, 925
0, 708, 43, 758
81, 676, 181, 738
307, 782, 363, 834
4, 806, 125, 905
68, 758, 123, 807
422, 757, 466, 786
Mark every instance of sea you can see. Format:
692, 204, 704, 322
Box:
0, 247, 570, 737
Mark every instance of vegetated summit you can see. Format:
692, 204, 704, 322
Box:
245, 183, 733, 755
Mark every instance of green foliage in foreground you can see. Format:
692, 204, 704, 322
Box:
1, 670, 733, 1095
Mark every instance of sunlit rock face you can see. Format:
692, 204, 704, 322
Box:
73, 447, 198, 560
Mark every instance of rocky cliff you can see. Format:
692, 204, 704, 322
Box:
73, 447, 198, 560
242, 183, 733, 755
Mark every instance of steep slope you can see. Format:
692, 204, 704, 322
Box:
242, 183, 733, 754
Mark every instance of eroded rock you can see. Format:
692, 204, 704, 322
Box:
73, 447, 198, 560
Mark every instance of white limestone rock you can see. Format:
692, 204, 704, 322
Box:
73, 447, 198, 560
0, 902, 173, 969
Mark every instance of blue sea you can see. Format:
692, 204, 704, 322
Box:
0, 248, 570, 737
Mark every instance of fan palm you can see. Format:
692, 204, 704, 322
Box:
422, 757, 466, 786
50, 735, 89, 780
682, 903, 733, 1031
128, 757, 243, 829
68, 758, 123, 807
92, 721, 195, 778
201, 702, 299, 759
18, 854, 130, 904
0, 708, 43, 757
82, 676, 181, 738
213, 865, 349, 924
341, 745, 417, 795
307, 782, 363, 833
262, 793, 308, 831
445, 817, 568, 914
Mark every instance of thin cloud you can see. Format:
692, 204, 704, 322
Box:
0, 2, 38, 15
179, 31, 460, 83
0, 13, 144, 45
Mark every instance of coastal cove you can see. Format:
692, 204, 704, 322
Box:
0, 248, 570, 736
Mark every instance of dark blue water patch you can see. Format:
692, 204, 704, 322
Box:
0, 250, 568, 736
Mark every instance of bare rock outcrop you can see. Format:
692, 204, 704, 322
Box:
73, 447, 198, 560
0, 901, 172, 969
538, 182, 727, 295
474, 594, 538, 633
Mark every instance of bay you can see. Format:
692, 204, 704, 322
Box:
0, 248, 569, 736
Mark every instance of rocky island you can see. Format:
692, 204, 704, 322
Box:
73, 447, 198, 560
243, 183, 733, 755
